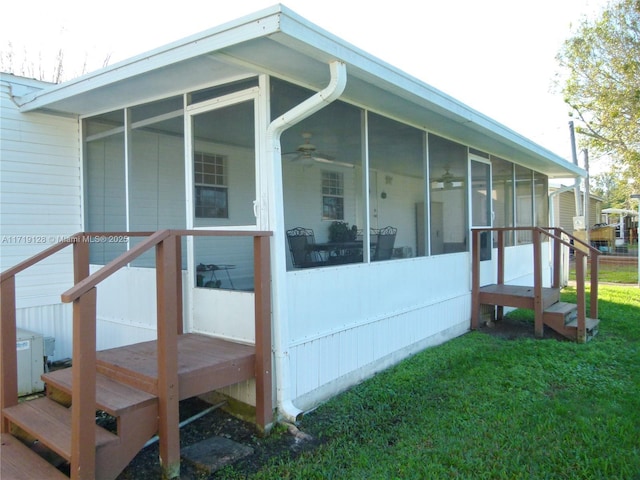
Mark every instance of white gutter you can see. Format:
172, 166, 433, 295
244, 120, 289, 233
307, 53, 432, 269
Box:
266, 60, 347, 423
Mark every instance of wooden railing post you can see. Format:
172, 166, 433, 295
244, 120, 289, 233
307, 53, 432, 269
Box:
155, 235, 181, 479
496, 229, 505, 321
254, 235, 273, 432
552, 228, 561, 289
533, 229, 544, 338
70, 287, 97, 480
0, 275, 18, 433
590, 252, 599, 320
497, 230, 505, 285
471, 229, 481, 330
575, 253, 587, 343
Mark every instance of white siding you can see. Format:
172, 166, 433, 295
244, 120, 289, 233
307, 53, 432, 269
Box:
1, 75, 81, 312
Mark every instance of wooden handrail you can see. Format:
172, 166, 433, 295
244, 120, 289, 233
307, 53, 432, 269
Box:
61, 230, 171, 303
0, 233, 82, 281
61, 229, 273, 303
544, 226, 601, 255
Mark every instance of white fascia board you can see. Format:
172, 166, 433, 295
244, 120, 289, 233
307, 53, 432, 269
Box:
16, 5, 285, 112
275, 10, 585, 179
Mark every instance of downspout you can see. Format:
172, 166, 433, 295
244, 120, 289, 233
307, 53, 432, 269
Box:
549, 184, 577, 229
549, 183, 578, 287
266, 61, 347, 423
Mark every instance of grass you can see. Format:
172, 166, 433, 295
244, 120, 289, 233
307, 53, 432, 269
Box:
569, 259, 638, 284
219, 285, 640, 479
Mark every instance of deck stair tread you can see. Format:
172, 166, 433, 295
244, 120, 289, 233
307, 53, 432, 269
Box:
566, 317, 600, 330
0, 433, 68, 480
96, 333, 256, 399
3, 396, 119, 461
42, 368, 158, 417
544, 301, 578, 315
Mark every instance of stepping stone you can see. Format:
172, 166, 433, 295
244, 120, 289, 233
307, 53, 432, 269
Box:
181, 436, 253, 473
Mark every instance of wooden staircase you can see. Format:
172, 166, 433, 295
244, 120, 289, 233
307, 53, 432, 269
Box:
3, 369, 157, 480
1, 230, 273, 479
471, 227, 601, 343
1, 333, 256, 479
477, 284, 600, 342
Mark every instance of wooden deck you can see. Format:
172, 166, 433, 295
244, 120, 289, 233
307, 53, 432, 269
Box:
478, 284, 560, 311
95, 334, 256, 400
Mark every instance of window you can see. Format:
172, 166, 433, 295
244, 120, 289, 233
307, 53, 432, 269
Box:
194, 152, 228, 218
322, 171, 344, 220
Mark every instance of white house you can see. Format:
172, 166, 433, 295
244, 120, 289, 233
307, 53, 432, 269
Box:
0, 5, 590, 478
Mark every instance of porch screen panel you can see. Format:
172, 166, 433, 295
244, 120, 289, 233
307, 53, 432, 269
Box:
274, 78, 365, 269
84, 111, 127, 264
368, 112, 426, 259
191, 100, 256, 228
515, 164, 534, 244
491, 156, 514, 247
194, 236, 254, 291
471, 159, 492, 261
129, 96, 186, 267
534, 172, 549, 236
428, 134, 468, 255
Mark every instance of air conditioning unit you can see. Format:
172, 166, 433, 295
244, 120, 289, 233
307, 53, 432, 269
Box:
16, 328, 55, 396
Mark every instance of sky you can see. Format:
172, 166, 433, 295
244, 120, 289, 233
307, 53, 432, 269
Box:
1, 0, 607, 169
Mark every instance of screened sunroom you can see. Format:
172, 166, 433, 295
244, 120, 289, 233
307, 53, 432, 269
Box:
83, 73, 550, 280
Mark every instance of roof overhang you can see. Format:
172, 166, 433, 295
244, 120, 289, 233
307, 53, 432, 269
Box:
13, 4, 585, 179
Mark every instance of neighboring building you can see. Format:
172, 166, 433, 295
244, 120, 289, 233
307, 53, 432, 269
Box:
550, 186, 603, 232
1, 4, 585, 426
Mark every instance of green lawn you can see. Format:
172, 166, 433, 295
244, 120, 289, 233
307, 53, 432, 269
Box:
220, 285, 640, 479
569, 251, 638, 284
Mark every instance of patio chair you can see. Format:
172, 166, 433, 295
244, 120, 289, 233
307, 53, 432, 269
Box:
286, 227, 326, 268
371, 226, 397, 261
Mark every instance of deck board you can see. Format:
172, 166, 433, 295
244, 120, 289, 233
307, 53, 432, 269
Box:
96, 334, 255, 399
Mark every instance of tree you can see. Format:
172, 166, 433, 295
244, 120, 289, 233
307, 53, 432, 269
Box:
557, 0, 640, 205
591, 170, 634, 208
0, 42, 111, 84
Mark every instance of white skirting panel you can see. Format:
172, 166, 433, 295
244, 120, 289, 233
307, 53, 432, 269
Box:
291, 310, 470, 411
285, 253, 472, 409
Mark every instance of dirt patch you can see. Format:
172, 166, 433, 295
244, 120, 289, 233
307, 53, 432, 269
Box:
478, 315, 569, 342
116, 397, 320, 479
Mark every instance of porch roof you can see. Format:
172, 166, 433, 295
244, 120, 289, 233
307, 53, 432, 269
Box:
14, 4, 584, 179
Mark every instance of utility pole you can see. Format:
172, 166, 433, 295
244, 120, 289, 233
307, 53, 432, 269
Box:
583, 149, 589, 231
569, 121, 583, 220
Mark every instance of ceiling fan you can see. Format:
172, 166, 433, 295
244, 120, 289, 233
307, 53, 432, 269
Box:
283, 132, 352, 168
432, 167, 464, 190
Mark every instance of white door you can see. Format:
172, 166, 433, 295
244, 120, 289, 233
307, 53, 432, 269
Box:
185, 89, 259, 340
470, 156, 495, 286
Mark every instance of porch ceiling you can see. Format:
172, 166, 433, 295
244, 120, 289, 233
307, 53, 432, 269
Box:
15, 5, 584, 179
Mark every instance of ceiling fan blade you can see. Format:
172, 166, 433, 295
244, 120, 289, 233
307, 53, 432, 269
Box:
310, 152, 335, 161
313, 157, 354, 168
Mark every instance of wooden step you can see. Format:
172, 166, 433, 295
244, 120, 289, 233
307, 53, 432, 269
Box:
43, 368, 157, 417
543, 301, 578, 325
3, 397, 119, 462
566, 317, 600, 339
0, 433, 68, 480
